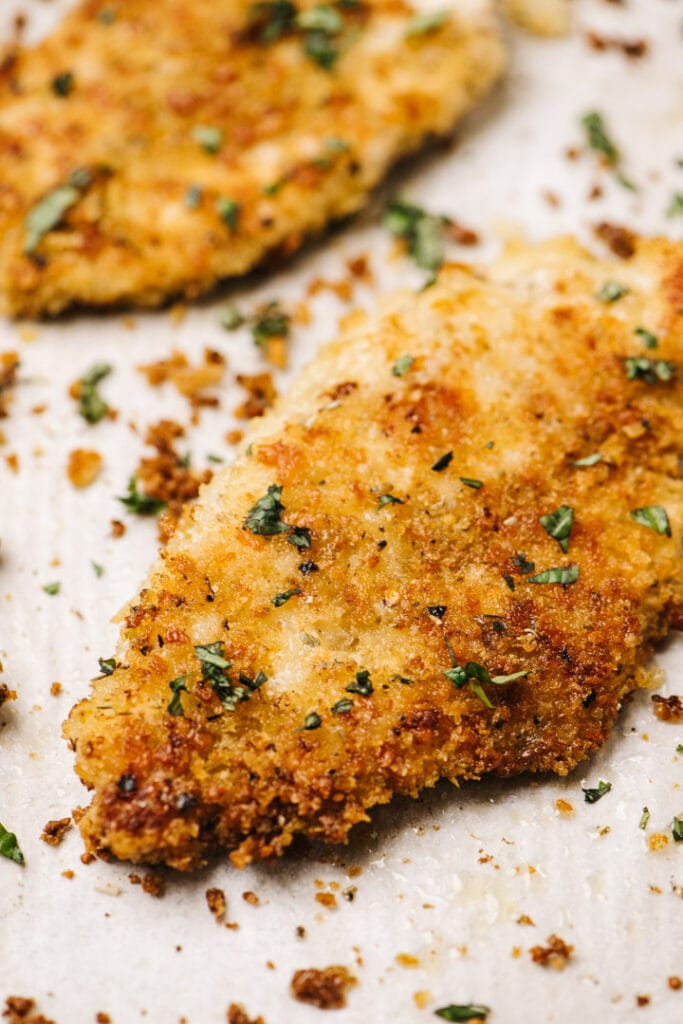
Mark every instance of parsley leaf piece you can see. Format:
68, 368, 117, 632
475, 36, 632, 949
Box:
527, 564, 579, 586
297, 5, 343, 33
539, 504, 574, 553
630, 505, 671, 537
195, 642, 231, 672
43, 581, 61, 596
460, 478, 482, 489
297, 6, 344, 70
582, 111, 619, 165
673, 817, 683, 842
391, 674, 413, 685
272, 588, 301, 607
383, 197, 446, 272
97, 657, 116, 677
502, 574, 515, 591
0, 822, 25, 865
288, 526, 311, 549
24, 179, 86, 255
302, 711, 322, 730
332, 697, 354, 715
406, 9, 448, 37
244, 484, 290, 535
299, 561, 319, 575
435, 1004, 490, 1021
185, 184, 203, 209
431, 451, 453, 473
167, 674, 190, 716
582, 779, 611, 803
250, 301, 291, 345
667, 194, 683, 218
489, 670, 528, 685
377, 494, 403, 510
248, 0, 297, 43
443, 643, 524, 709
52, 70, 74, 96
625, 356, 675, 383
346, 670, 373, 697
392, 354, 415, 377
639, 807, 650, 830
195, 642, 248, 712
220, 305, 246, 330
573, 452, 602, 467
511, 553, 535, 575
634, 326, 658, 349
192, 125, 223, 153
677, 744, 683, 755
216, 197, 240, 230
92, 561, 105, 577
597, 280, 629, 303
77, 362, 112, 423
238, 670, 267, 691
119, 476, 166, 516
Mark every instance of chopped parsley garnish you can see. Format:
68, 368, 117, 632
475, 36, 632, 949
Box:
251, 301, 291, 345
92, 561, 105, 577
97, 7, 117, 24
572, 452, 602, 467
503, 574, 515, 591
677, 744, 683, 755
272, 588, 301, 607
248, 0, 297, 43
667, 194, 683, 218
24, 169, 91, 255
629, 505, 671, 537
0, 822, 24, 865
634, 327, 658, 349
216, 197, 240, 230
406, 9, 448, 37
346, 670, 373, 697
43, 581, 61, 596
298, 4, 345, 69
185, 184, 203, 209
77, 362, 112, 423
391, 674, 413, 685
432, 451, 453, 473
392, 354, 415, 377
52, 71, 74, 97
673, 817, 683, 842
299, 561, 319, 575
383, 196, 447, 272
539, 504, 574, 553
443, 642, 527, 710
243, 484, 310, 547
434, 1004, 490, 1021
220, 305, 246, 330
167, 675, 190, 716
332, 697, 354, 715
597, 281, 629, 303
582, 111, 619, 165
302, 711, 322, 730
511, 553, 535, 575
377, 494, 403, 510
119, 476, 166, 515
97, 657, 116, 677
207, 453, 224, 464
625, 356, 675, 383
582, 779, 611, 803
192, 125, 223, 153
195, 641, 249, 712
639, 807, 650, 830
527, 565, 579, 586
460, 478, 482, 490
238, 670, 267, 691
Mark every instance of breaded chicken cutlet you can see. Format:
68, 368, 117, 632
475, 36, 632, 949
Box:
66, 237, 683, 870
0, 0, 504, 317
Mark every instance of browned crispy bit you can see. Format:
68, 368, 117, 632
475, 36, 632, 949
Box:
0, 352, 19, 418
530, 934, 574, 970
40, 818, 72, 847
652, 694, 683, 722
594, 222, 637, 259
2, 997, 56, 1024
67, 448, 103, 489
206, 886, 227, 923
226, 1004, 265, 1024
290, 966, 357, 1009
234, 373, 278, 421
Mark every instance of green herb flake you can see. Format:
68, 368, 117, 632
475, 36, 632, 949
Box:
634, 326, 658, 349
97, 656, 116, 677
97, 7, 117, 24
43, 581, 61, 596
539, 504, 574, 553
460, 478, 482, 490
0, 822, 25, 866
77, 362, 112, 424
377, 493, 403, 510
667, 194, 683, 218
392, 354, 415, 377
503, 574, 515, 591
582, 779, 611, 803
672, 817, 683, 842
238, 670, 267, 692
597, 280, 629, 303
248, 0, 297, 43
332, 697, 354, 715
297, 5, 343, 34
391, 674, 413, 685
195, 641, 250, 712
287, 526, 311, 549
52, 71, 74, 97
582, 111, 620, 166
216, 197, 240, 230
639, 807, 650, 830
272, 588, 301, 607
511, 553, 535, 575
24, 180, 85, 255
119, 476, 166, 516
346, 669, 373, 697
434, 1003, 490, 1021
244, 484, 289, 536
207, 453, 224, 464
432, 451, 453, 473
185, 184, 203, 209
625, 356, 675, 383
572, 452, 602, 467
630, 505, 671, 537
251, 301, 291, 345
192, 125, 223, 153
302, 711, 322, 730
527, 564, 579, 586
220, 305, 246, 331
91, 561, 105, 577
383, 197, 447, 273
677, 744, 683, 755
406, 9, 448, 37
443, 642, 526, 710
167, 674, 190, 716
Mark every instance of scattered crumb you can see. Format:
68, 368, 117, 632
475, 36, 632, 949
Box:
341, 886, 357, 902
226, 1004, 265, 1024
6, 452, 19, 473
40, 817, 72, 847
529, 934, 574, 970
61, 870, 75, 880
225, 429, 244, 446
648, 832, 670, 852
511, 946, 522, 958
0, 352, 19, 418
290, 967, 357, 1010
111, 519, 126, 538
2, 996, 56, 1024
517, 914, 535, 927
129, 871, 165, 897
206, 887, 227, 923
138, 348, 226, 416
265, 961, 275, 971
133, 419, 213, 539
585, 31, 649, 59
503, 0, 571, 37
542, 190, 561, 208
413, 991, 431, 1010
67, 448, 103, 489
315, 892, 337, 910
445, 219, 480, 246
0, 683, 17, 707
296, 926, 306, 939
242, 891, 260, 906
594, 222, 637, 259
346, 865, 362, 878
234, 373, 278, 420
80, 851, 95, 865
95, 1014, 111, 1023
669, 977, 682, 991
50, 682, 62, 697
346, 254, 373, 283
263, 336, 287, 369
652, 694, 683, 722
395, 954, 420, 968
636, 995, 651, 1008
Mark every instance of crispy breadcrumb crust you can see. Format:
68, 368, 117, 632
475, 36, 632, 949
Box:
0, 0, 504, 316
66, 237, 683, 869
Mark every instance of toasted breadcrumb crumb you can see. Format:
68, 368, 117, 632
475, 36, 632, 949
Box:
234, 373, 278, 420
594, 222, 637, 259
504, 0, 571, 36
226, 1004, 265, 1024
652, 694, 683, 721
67, 449, 103, 489
290, 967, 357, 1009
530, 934, 574, 969
0, 353, 19, 418
40, 818, 72, 847
2, 996, 56, 1024
242, 891, 260, 906
206, 887, 227, 923
133, 420, 213, 539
